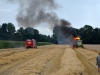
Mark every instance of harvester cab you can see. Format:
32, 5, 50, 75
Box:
73, 37, 83, 49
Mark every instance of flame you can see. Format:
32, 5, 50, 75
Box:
74, 45, 77, 49
73, 37, 80, 40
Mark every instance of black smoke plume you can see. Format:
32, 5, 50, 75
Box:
53, 19, 77, 45
60, 19, 77, 37
6, 0, 78, 45
6, 0, 59, 28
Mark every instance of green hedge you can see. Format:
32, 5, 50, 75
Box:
0, 41, 24, 49
37, 42, 53, 46
0, 41, 53, 49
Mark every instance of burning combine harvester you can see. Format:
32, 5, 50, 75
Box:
73, 36, 83, 49
53, 19, 83, 49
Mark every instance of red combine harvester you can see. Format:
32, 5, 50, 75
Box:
25, 39, 37, 48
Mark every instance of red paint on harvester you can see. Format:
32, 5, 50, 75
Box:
25, 39, 37, 48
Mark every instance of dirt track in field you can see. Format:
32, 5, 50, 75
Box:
0, 45, 100, 75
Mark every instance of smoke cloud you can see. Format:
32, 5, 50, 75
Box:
6, 0, 59, 28
6, 0, 78, 45
53, 19, 77, 45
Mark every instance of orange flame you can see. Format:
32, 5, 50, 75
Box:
73, 37, 80, 40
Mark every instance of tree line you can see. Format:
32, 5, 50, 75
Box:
0, 23, 100, 44
0, 23, 57, 43
76, 25, 100, 44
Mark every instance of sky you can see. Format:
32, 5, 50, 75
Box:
0, 0, 100, 35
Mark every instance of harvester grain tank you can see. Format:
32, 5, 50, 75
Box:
73, 37, 83, 49
25, 39, 37, 48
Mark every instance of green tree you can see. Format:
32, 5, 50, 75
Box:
7, 23, 16, 34
39, 34, 48, 42
78, 25, 93, 44
7, 23, 16, 40
33, 29, 40, 41
92, 28, 100, 44
15, 27, 24, 41
1, 23, 8, 33
24, 27, 34, 40
1, 23, 8, 40
0, 25, 2, 39
51, 32, 57, 44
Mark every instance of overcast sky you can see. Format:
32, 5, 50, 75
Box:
0, 0, 100, 35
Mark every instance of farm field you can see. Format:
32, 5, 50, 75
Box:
84, 44, 100, 52
0, 45, 100, 75
84, 44, 100, 50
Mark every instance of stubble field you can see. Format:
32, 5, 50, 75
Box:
0, 45, 100, 75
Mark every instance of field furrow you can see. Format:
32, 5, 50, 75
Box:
0, 45, 100, 75
0, 48, 47, 75
75, 50, 99, 75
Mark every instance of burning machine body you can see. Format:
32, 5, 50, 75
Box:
73, 37, 83, 49
53, 19, 83, 49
